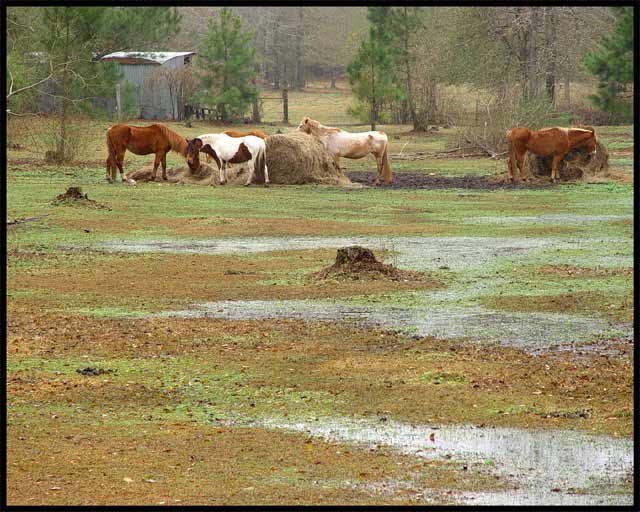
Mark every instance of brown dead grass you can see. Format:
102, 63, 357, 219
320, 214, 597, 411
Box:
480, 291, 634, 324
6, 421, 475, 505
9, 251, 442, 305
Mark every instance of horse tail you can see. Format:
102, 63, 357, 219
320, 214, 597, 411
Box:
382, 142, 393, 184
256, 143, 267, 184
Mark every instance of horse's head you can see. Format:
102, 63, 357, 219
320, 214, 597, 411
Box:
186, 138, 203, 170
584, 131, 598, 160
297, 116, 313, 134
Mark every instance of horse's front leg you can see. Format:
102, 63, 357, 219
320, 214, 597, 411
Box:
551, 153, 563, 183
151, 154, 161, 181
161, 153, 168, 181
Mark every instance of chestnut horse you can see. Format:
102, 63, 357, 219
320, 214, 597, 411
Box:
297, 116, 392, 185
105, 123, 194, 182
204, 129, 268, 164
506, 126, 598, 183
187, 133, 268, 187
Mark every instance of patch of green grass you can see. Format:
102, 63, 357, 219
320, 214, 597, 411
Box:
8, 355, 344, 427
418, 371, 468, 385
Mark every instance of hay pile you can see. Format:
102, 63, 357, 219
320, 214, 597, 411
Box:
522, 140, 609, 182
314, 246, 424, 281
262, 132, 356, 186
126, 162, 250, 186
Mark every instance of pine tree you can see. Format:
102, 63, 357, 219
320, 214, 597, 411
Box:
584, 7, 633, 121
195, 7, 258, 122
347, 27, 400, 130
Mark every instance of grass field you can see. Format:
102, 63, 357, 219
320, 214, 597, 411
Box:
5, 86, 634, 506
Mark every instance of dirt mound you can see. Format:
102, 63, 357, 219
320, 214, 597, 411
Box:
314, 246, 424, 281
53, 187, 112, 210
262, 132, 358, 187
126, 162, 251, 186
76, 367, 113, 376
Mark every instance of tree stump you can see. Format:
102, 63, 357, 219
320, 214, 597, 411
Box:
314, 246, 424, 281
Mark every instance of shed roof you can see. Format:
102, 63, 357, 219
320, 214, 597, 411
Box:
100, 51, 195, 65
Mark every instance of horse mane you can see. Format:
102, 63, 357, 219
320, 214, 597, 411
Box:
305, 118, 342, 136
156, 123, 188, 156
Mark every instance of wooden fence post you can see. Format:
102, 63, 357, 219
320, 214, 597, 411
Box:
282, 85, 289, 124
115, 83, 122, 121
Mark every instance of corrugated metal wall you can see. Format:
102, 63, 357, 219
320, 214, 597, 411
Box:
34, 56, 188, 120
118, 56, 185, 119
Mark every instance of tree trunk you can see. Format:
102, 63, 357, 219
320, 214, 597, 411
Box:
403, 7, 418, 129
564, 76, 570, 108
544, 7, 557, 108
527, 8, 539, 100
295, 7, 305, 90
57, 9, 70, 162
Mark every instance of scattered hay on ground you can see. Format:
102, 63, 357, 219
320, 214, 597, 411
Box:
52, 186, 112, 210
314, 246, 424, 281
263, 132, 358, 187
126, 162, 250, 186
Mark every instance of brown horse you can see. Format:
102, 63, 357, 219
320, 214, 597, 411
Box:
204, 129, 269, 164
506, 126, 598, 183
105, 123, 195, 183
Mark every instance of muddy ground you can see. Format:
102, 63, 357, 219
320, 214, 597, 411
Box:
6, 120, 634, 506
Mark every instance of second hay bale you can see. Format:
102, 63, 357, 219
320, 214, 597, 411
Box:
262, 132, 355, 186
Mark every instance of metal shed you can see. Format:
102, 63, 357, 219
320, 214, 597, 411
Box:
100, 51, 195, 120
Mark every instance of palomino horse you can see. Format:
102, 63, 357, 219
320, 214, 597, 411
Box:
297, 116, 392, 185
105, 123, 195, 182
187, 133, 268, 187
204, 129, 268, 164
506, 126, 598, 183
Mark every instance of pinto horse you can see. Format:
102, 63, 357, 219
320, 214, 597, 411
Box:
297, 116, 392, 185
506, 126, 598, 183
187, 133, 268, 186
204, 129, 268, 164
105, 123, 195, 182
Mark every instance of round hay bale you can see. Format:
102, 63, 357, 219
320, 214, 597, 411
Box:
263, 132, 356, 186
523, 140, 609, 182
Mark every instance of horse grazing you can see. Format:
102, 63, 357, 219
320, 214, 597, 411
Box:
204, 129, 269, 164
297, 116, 392, 185
187, 133, 268, 187
105, 123, 195, 183
506, 126, 598, 183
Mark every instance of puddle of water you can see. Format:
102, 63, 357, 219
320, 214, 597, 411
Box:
101, 235, 623, 272
102, 235, 632, 350
467, 214, 632, 225
159, 300, 630, 351
257, 415, 633, 506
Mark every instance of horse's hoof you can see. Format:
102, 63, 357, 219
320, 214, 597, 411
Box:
243, 182, 250, 187
264, 182, 270, 188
